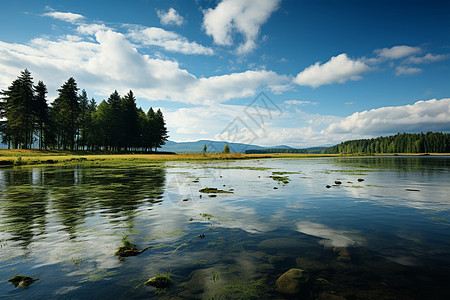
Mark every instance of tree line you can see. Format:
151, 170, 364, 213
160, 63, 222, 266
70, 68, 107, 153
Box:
322, 132, 450, 154
245, 148, 308, 154
0, 69, 168, 151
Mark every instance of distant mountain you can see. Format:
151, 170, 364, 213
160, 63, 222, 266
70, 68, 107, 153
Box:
159, 140, 324, 154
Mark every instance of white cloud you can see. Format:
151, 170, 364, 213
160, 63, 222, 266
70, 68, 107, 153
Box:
404, 53, 448, 64
284, 100, 316, 105
294, 54, 370, 88
76, 24, 111, 35
127, 27, 214, 55
375, 45, 422, 59
326, 98, 450, 135
43, 11, 85, 23
0, 28, 287, 105
187, 70, 289, 104
395, 66, 422, 76
157, 8, 184, 26
202, 0, 280, 54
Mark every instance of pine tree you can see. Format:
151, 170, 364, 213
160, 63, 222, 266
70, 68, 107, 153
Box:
0, 69, 35, 149
52, 77, 80, 150
33, 81, 49, 149
121, 90, 139, 151
154, 109, 169, 152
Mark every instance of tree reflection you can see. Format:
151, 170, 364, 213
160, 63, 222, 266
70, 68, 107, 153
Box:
0, 165, 166, 248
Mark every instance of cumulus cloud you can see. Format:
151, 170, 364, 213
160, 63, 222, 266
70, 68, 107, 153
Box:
202, 0, 280, 54
127, 27, 214, 55
375, 45, 422, 59
326, 98, 450, 135
395, 66, 422, 76
404, 53, 448, 64
0, 27, 287, 104
76, 24, 112, 35
157, 8, 184, 26
294, 54, 370, 88
43, 11, 85, 23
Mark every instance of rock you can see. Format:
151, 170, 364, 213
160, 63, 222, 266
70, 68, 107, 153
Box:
276, 268, 309, 295
357, 178, 364, 182
8, 275, 35, 288
334, 181, 342, 185
326, 185, 331, 188
146, 274, 171, 288
273, 187, 278, 189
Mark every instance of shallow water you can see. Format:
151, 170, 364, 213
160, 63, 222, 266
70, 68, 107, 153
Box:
1, 157, 450, 299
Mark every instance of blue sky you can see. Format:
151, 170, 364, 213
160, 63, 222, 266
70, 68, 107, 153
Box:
1, 0, 449, 147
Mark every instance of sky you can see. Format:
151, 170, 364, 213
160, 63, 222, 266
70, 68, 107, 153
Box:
0, 0, 449, 147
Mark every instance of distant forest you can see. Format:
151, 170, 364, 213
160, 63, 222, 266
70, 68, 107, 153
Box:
0, 69, 168, 151
245, 147, 325, 154
322, 132, 450, 154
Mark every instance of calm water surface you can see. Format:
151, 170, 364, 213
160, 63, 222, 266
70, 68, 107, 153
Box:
1, 157, 450, 299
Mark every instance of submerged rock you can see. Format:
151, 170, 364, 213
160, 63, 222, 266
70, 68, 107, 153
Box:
8, 275, 35, 288
276, 268, 309, 295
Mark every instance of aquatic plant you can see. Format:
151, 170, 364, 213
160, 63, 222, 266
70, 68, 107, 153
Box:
217, 277, 269, 299
270, 175, 290, 184
115, 235, 152, 257
212, 271, 220, 282
200, 213, 215, 219
146, 270, 171, 288
199, 187, 233, 194
8, 275, 36, 288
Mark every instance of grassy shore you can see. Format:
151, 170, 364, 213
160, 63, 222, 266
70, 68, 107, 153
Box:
0, 149, 448, 167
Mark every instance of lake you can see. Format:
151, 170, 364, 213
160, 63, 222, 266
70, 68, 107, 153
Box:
1, 156, 450, 299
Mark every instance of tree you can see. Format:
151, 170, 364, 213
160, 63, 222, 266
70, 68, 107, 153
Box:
52, 77, 80, 150
106, 90, 123, 150
121, 90, 139, 151
223, 144, 230, 153
0, 69, 35, 149
33, 81, 49, 149
153, 109, 169, 152
203, 144, 207, 154
77, 89, 89, 150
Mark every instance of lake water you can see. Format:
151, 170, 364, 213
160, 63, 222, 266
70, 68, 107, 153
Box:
1, 156, 450, 299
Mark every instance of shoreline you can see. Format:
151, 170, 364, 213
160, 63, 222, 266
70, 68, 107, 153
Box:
0, 150, 449, 167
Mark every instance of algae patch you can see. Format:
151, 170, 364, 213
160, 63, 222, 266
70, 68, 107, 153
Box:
199, 187, 233, 194
8, 275, 36, 288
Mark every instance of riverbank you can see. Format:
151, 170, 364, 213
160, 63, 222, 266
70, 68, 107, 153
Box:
0, 149, 448, 167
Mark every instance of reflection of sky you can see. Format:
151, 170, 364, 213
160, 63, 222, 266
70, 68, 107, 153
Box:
1, 157, 450, 296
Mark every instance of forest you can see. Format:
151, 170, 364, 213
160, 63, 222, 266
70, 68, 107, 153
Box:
0, 69, 168, 151
322, 132, 450, 154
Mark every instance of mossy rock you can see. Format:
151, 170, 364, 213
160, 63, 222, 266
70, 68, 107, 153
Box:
276, 268, 309, 295
8, 275, 35, 288
146, 273, 171, 288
